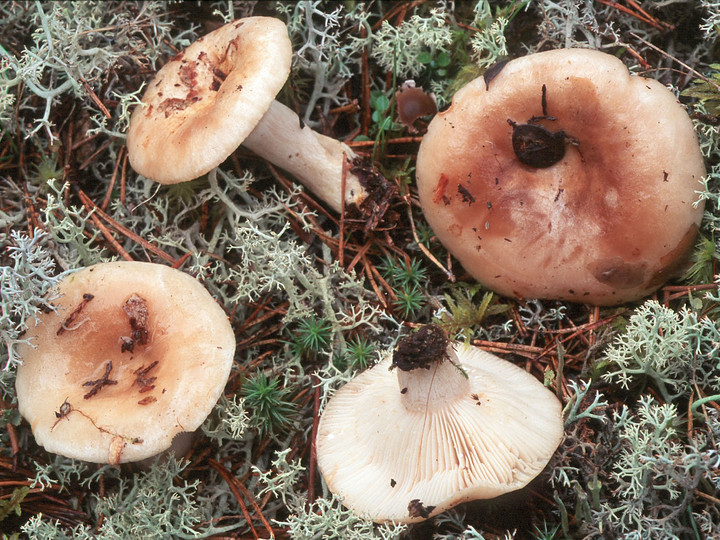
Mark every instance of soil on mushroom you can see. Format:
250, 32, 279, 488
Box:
392, 324, 449, 371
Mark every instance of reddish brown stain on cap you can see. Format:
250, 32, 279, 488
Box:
416, 49, 705, 305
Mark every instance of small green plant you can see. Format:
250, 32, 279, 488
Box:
684, 234, 719, 285
364, 88, 403, 160
435, 284, 508, 340
378, 254, 430, 319
392, 283, 426, 319
414, 220, 435, 247
291, 316, 333, 358
532, 521, 560, 540
29, 151, 63, 188
417, 49, 451, 77
384, 156, 415, 196
163, 176, 208, 205
370, 90, 392, 132
343, 335, 377, 371
379, 254, 428, 288
241, 371, 298, 435
0, 486, 30, 524
682, 64, 720, 116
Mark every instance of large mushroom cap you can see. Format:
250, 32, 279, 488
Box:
316, 331, 563, 523
15, 261, 235, 464
416, 48, 706, 305
126, 17, 292, 184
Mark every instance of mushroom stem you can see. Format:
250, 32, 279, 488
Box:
242, 100, 367, 213
395, 347, 470, 412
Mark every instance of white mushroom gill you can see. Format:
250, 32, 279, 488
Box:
316, 340, 564, 523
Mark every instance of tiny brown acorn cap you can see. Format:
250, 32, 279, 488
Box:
316, 325, 563, 523
126, 17, 292, 184
395, 81, 437, 132
416, 48, 706, 305
15, 261, 235, 464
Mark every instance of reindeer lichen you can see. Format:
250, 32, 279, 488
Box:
0, 229, 62, 393
468, 1, 514, 70
601, 300, 720, 403
597, 396, 720, 537
277, 1, 370, 127
0, 1, 183, 140
201, 394, 248, 445
371, 7, 453, 79
701, 0, 720, 39
41, 180, 108, 269
25, 458, 238, 539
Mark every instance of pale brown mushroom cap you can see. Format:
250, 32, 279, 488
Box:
416, 48, 706, 305
15, 262, 235, 464
316, 343, 563, 523
126, 17, 292, 184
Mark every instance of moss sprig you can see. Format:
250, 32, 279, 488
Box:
682, 65, 720, 116
241, 370, 298, 436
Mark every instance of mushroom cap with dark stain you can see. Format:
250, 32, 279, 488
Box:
15, 262, 235, 464
416, 48, 706, 305
126, 17, 292, 184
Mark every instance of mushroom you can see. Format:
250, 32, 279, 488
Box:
415, 48, 706, 305
395, 81, 437, 132
126, 16, 376, 215
316, 325, 563, 523
15, 261, 235, 464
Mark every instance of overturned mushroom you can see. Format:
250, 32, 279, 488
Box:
15, 261, 235, 464
416, 48, 706, 305
316, 325, 563, 523
126, 16, 386, 216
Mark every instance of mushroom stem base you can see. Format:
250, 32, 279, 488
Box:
396, 347, 470, 412
242, 100, 367, 213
